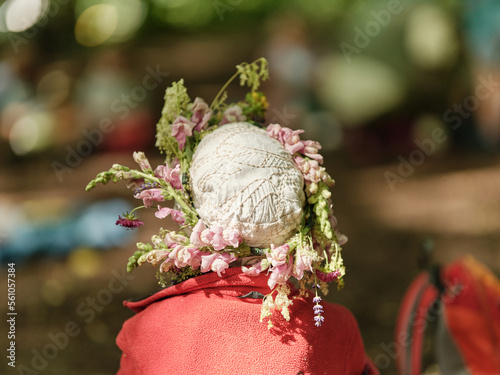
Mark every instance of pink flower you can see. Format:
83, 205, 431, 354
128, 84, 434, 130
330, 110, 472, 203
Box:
155, 206, 172, 219
266, 124, 305, 155
328, 215, 338, 229
134, 188, 164, 208
267, 243, 290, 267
295, 157, 327, 184
210, 225, 225, 251
164, 232, 187, 248
266, 124, 325, 163
155, 163, 182, 190
268, 257, 293, 290
190, 97, 212, 132
168, 245, 201, 269
200, 228, 214, 246
200, 253, 235, 276
241, 259, 263, 276
168, 244, 183, 262
145, 250, 169, 265
160, 258, 174, 273
266, 123, 282, 139
293, 253, 313, 280
155, 206, 186, 225
303, 140, 323, 164
171, 116, 195, 150
170, 210, 186, 225
220, 105, 246, 125
197, 225, 227, 250
222, 228, 241, 248
211, 257, 231, 276
337, 232, 348, 246
181, 246, 202, 269
190, 220, 207, 248
133, 151, 151, 171
283, 130, 305, 155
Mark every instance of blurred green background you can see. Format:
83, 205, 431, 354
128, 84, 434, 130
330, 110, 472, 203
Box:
1, 0, 500, 374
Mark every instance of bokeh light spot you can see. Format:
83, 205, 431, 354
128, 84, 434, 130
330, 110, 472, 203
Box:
37, 69, 71, 108
75, 0, 145, 45
4, 0, 46, 32
9, 111, 55, 155
405, 4, 459, 69
67, 248, 102, 279
152, 0, 214, 28
317, 55, 405, 125
75, 4, 118, 47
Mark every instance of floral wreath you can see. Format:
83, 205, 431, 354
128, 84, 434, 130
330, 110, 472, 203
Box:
86, 58, 347, 328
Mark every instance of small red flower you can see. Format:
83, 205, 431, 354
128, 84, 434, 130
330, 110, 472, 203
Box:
315, 269, 341, 283
116, 214, 144, 229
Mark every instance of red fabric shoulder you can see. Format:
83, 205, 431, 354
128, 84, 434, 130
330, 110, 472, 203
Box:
117, 269, 377, 375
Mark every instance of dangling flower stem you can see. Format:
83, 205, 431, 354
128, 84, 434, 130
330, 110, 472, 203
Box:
210, 70, 241, 110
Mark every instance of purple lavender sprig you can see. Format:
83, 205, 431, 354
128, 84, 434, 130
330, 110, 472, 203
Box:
313, 294, 324, 327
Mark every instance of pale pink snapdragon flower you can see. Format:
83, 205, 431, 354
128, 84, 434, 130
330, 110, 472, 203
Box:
200, 228, 214, 246
155, 206, 186, 225
302, 140, 324, 163
222, 228, 241, 248
209, 225, 226, 251
267, 243, 290, 267
155, 163, 182, 190
241, 258, 263, 276
190, 97, 212, 132
266, 123, 282, 139
268, 257, 294, 290
145, 250, 169, 266
134, 188, 164, 208
133, 151, 152, 171
293, 252, 314, 280
163, 232, 187, 248
176, 246, 201, 269
171, 116, 195, 150
169, 245, 201, 269
282, 128, 306, 155
220, 105, 246, 125
190, 220, 207, 248
200, 253, 236, 277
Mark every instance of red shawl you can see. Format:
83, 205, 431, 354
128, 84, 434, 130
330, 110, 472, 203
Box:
117, 268, 378, 375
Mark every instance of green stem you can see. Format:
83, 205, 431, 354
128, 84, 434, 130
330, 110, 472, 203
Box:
130, 205, 145, 215
133, 171, 198, 223
210, 70, 240, 110
209, 57, 265, 110
323, 249, 329, 267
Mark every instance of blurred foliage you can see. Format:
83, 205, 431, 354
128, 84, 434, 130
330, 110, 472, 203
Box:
0, 0, 465, 51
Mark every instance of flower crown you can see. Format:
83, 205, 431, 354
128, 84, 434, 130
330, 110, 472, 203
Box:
86, 58, 347, 328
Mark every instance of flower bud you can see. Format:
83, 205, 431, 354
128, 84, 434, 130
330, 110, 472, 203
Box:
321, 189, 332, 199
